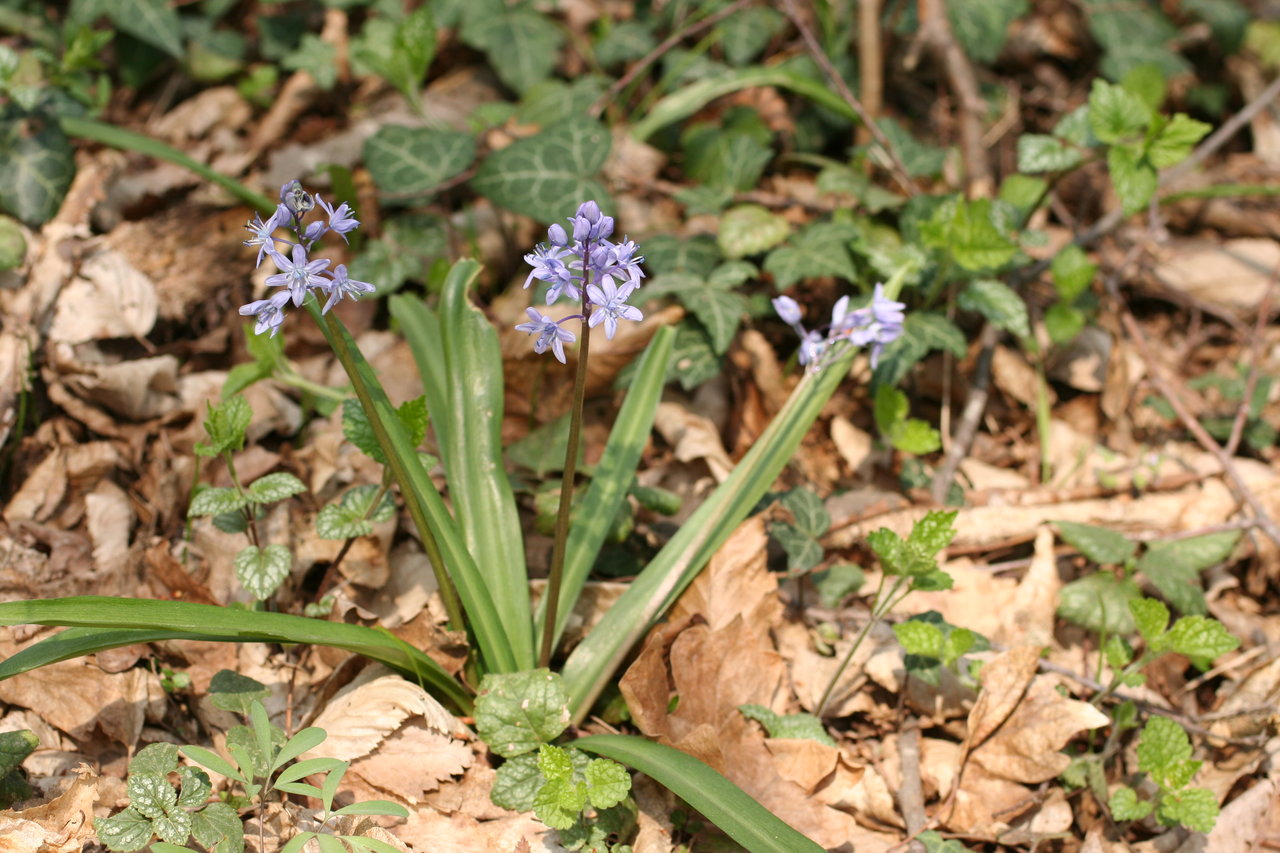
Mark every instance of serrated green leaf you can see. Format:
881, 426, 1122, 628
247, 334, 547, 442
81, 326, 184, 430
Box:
196, 396, 252, 458
1160, 615, 1239, 667
874, 383, 908, 436
342, 397, 384, 463
461, 6, 562, 94
894, 619, 944, 658
190, 801, 243, 852
718, 205, 791, 260
908, 511, 959, 557
892, 419, 942, 455
1109, 785, 1154, 821
1121, 64, 1167, 112
739, 704, 836, 746
534, 774, 588, 830
490, 753, 540, 812
246, 472, 306, 505
396, 396, 428, 447
128, 772, 177, 820
537, 743, 574, 783
0, 115, 75, 227
175, 766, 212, 810
938, 199, 1018, 272
584, 757, 631, 809
471, 117, 611, 220
1104, 635, 1134, 669
153, 806, 192, 844
474, 669, 570, 758
130, 743, 180, 777
683, 286, 747, 355
1088, 78, 1150, 144
958, 279, 1030, 337
1136, 716, 1192, 786
1057, 572, 1141, 634
94, 808, 156, 852
911, 568, 954, 591
1129, 597, 1170, 648
316, 485, 394, 540
364, 126, 475, 198
1051, 245, 1097, 302
233, 544, 291, 601
188, 487, 250, 518
1055, 521, 1137, 565
762, 221, 857, 287
1108, 145, 1158, 216
1017, 133, 1085, 172
1157, 785, 1219, 832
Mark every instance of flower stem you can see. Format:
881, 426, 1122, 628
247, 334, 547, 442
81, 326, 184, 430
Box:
539, 295, 593, 668
815, 574, 907, 717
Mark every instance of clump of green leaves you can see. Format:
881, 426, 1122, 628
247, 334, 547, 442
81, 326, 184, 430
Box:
477, 670, 634, 841
1055, 521, 1242, 632
1145, 365, 1277, 453
767, 487, 831, 576
893, 611, 989, 688
96, 672, 407, 853
874, 384, 941, 456
0, 729, 37, 808
1108, 716, 1220, 832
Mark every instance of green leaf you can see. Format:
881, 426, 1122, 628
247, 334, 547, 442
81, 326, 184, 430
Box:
1121, 63, 1167, 112
812, 563, 865, 608
958, 279, 1030, 338
683, 286, 748, 355
342, 398, 384, 463
739, 704, 836, 746
574, 734, 825, 853
878, 117, 947, 177
1017, 134, 1085, 173
190, 802, 242, 853
874, 383, 908, 437
175, 766, 212, 810
490, 753, 540, 812
1160, 616, 1239, 667
643, 234, 721, 277
948, 0, 1028, 64
584, 757, 631, 809
245, 472, 306, 505
233, 545, 292, 601
0, 215, 26, 271
1055, 521, 1137, 565
460, 6, 562, 94
0, 111, 75, 225
95, 808, 156, 852
1051, 245, 1097, 302
471, 117, 611, 220
770, 523, 823, 575
872, 311, 967, 388
534, 774, 588, 830
1107, 145, 1158, 216
188, 487, 250, 518
315, 486, 394, 540
911, 568, 955, 592
1157, 786, 1219, 832
917, 830, 975, 853
364, 126, 476, 198
718, 6, 786, 65
1136, 716, 1193, 787
1045, 302, 1085, 343
1147, 113, 1213, 169
683, 126, 773, 192
0, 730, 37, 775
1088, 78, 1150, 144
395, 396, 429, 447
209, 669, 270, 715
130, 743, 179, 777
667, 319, 721, 390
474, 669, 570, 758
595, 20, 657, 67
762, 221, 857, 287
893, 419, 942, 455
128, 772, 177, 820
940, 199, 1018, 272
196, 395, 252, 458
718, 205, 791, 260
894, 619, 944, 658
1109, 786, 1154, 821
356, 6, 435, 103
779, 488, 829, 537
1129, 597, 1170, 648
908, 510, 959, 557
104, 0, 184, 58
1057, 572, 1141, 634
282, 35, 337, 89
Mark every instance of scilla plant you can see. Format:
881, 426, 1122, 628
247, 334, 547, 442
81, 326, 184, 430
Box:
0, 186, 908, 852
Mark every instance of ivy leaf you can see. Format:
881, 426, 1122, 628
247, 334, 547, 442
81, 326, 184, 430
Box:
105, 0, 184, 59
958, 279, 1030, 338
718, 205, 791, 260
474, 670, 570, 758
365, 126, 476, 198
718, 6, 786, 65
917, 831, 975, 853
209, 670, 270, 715
0, 730, 36, 776
762, 221, 858, 287
490, 753, 540, 812
739, 704, 836, 746
770, 522, 822, 575
1107, 144, 1158, 216
812, 563, 865, 607
246, 472, 307, 505
643, 235, 720, 277
316, 486, 395, 540
188, 487, 250, 518
471, 117, 611, 220
779, 488, 829, 537
1109, 786, 1154, 821
233, 544, 292, 601
1055, 521, 1136, 565
683, 127, 773, 192
583, 758, 631, 809
354, 6, 435, 104
682, 286, 748, 355
461, 6, 563, 94
666, 319, 720, 390
0, 113, 76, 226
282, 34, 337, 89
948, 0, 1028, 64
1058, 573, 1141, 634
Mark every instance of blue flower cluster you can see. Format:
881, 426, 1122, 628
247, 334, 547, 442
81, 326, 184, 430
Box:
240, 181, 373, 336
772, 284, 906, 370
516, 201, 645, 363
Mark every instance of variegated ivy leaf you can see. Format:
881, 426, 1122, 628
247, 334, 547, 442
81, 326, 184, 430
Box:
234, 544, 292, 601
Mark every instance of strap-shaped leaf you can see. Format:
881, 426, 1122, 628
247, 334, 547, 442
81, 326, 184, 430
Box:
573, 734, 823, 853
0, 600, 471, 712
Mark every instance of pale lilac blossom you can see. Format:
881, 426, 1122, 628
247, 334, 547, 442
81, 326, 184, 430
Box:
317, 195, 360, 241
586, 279, 643, 340
243, 204, 290, 267
266, 244, 332, 307
322, 264, 375, 313
773, 284, 906, 370
515, 308, 577, 363
239, 289, 292, 337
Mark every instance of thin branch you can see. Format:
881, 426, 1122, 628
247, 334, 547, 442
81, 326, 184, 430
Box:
1224, 286, 1276, 457
780, 0, 921, 196
929, 323, 997, 504
856, 0, 885, 146
897, 721, 929, 853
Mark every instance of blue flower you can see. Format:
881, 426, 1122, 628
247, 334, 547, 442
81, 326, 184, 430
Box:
317, 195, 360, 242
265, 244, 332, 307
571, 201, 614, 242
280, 180, 315, 219
243, 204, 290, 268
523, 243, 580, 303
515, 308, 576, 363
773, 284, 906, 370
586, 278, 643, 340
322, 264, 376, 313
238, 289, 292, 337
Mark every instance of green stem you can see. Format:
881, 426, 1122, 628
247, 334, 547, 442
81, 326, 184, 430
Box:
816, 574, 907, 716
540, 292, 593, 668
275, 364, 348, 402
222, 449, 260, 548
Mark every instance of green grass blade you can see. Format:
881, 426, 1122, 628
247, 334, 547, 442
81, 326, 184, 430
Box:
59, 116, 275, 213
390, 294, 450, 455
309, 300, 517, 674
534, 325, 674, 649
422, 261, 534, 669
573, 734, 823, 853
561, 357, 849, 719
0, 599, 472, 712
630, 67, 858, 141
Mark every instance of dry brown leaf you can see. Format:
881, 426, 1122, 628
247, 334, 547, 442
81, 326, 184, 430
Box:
993, 345, 1052, 408
653, 401, 734, 483
85, 480, 134, 577
1154, 238, 1279, 313
349, 724, 473, 803
966, 645, 1043, 748
47, 250, 157, 344
992, 525, 1062, 649
3, 447, 66, 523
764, 738, 840, 795
395, 808, 568, 852
0, 765, 97, 853
632, 774, 676, 853
666, 517, 781, 635
904, 557, 1019, 643
945, 762, 1038, 836
1170, 778, 1278, 853
970, 678, 1109, 783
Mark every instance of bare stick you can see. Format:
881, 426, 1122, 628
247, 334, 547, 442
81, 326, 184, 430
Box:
588, 0, 754, 118
857, 0, 885, 145
897, 721, 929, 853
929, 323, 998, 504
1224, 287, 1276, 458
781, 0, 921, 196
